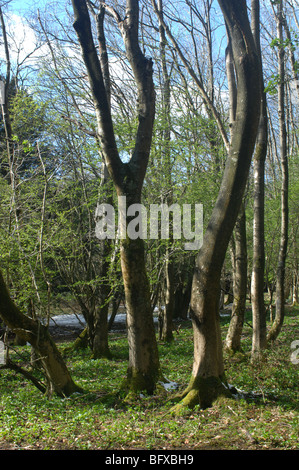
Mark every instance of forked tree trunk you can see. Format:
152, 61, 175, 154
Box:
173, 0, 261, 412
0, 271, 81, 397
72, 0, 161, 394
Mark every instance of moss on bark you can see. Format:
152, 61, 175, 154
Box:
171, 374, 232, 414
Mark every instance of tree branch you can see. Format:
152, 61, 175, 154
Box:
151, 0, 229, 152
71, 0, 123, 190
1, 359, 46, 394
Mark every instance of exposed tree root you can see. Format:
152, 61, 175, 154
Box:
170, 375, 233, 415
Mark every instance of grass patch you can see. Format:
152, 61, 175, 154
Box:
0, 307, 298, 450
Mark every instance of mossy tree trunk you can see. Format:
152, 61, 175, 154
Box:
72, 0, 161, 394
0, 270, 82, 397
120, 230, 160, 394
173, 0, 262, 412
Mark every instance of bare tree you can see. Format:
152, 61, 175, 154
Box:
267, 0, 289, 343
173, 0, 261, 411
250, 0, 269, 359
71, 0, 161, 394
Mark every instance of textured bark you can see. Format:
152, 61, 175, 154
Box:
91, 3, 113, 359
0, 271, 81, 397
121, 236, 160, 393
174, 0, 261, 411
72, 0, 161, 393
158, 0, 175, 343
251, 0, 268, 359
267, 0, 289, 343
161, 255, 175, 342
92, 277, 111, 359
0, 6, 13, 178
226, 204, 247, 353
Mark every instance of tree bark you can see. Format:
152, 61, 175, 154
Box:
225, 203, 247, 353
72, 0, 161, 394
173, 0, 261, 411
0, 6, 13, 178
250, 0, 268, 359
157, 0, 175, 343
0, 270, 81, 397
267, 0, 289, 343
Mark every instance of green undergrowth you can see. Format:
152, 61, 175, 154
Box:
0, 307, 298, 450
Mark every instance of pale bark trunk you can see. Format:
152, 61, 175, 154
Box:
91, 3, 113, 359
173, 0, 261, 411
267, 0, 289, 343
162, 253, 175, 342
0, 6, 12, 179
225, 204, 247, 353
251, 0, 268, 359
157, 0, 175, 342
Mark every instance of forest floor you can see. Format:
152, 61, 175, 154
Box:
0, 305, 298, 452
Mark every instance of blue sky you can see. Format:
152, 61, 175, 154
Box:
5, 0, 49, 13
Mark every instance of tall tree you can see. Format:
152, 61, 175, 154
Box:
0, 5, 12, 179
250, 0, 269, 359
173, 0, 261, 411
267, 0, 289, 342
156, 0, 175, 342
71, 0, 161, 394
224, 25, 248, 354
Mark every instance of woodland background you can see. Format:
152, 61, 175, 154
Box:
0, 0, 298, 451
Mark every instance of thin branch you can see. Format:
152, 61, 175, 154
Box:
151, 0, 230, 152
1, 359, 46, 394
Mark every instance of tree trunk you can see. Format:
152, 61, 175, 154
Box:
157, 0, 175, 343
267, 0, 289, 343
162, 253, 175, 342
92, 287, 111, 359
91, 5, 113, 359
173, 0, 261, 411
0, 270, 81, 397
0, 6, 12, 179
72, 0, 161, 394
251, 0, 268, 360
292, 272, 298, 306
92, 170, 112, 359
120, 234, 160, 394
225, 204, 247, 353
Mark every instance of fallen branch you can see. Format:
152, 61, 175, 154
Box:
0, 359, 46, 394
